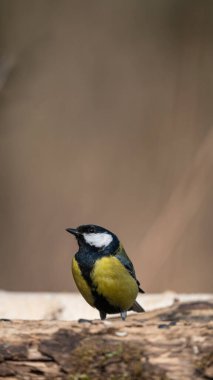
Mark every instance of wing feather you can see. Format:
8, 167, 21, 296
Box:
115, 245, 145, 293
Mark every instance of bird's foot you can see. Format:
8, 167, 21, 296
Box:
99, 311, 107, 320
120, 311, 127, 321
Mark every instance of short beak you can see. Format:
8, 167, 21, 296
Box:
66, 228, 79, 236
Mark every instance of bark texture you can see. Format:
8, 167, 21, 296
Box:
0, 301, 212, 380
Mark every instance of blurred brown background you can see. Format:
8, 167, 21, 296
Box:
0, 0, 213, 293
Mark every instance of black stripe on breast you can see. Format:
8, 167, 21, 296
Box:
91, 290, 122, 314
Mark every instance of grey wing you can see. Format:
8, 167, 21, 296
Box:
116, 253, 145, 293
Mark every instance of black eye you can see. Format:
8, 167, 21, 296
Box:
89, 226, 95, 233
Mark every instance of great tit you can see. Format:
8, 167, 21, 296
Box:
66, 224, 145, 320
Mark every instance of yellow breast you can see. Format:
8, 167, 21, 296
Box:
91, 256, 138, 311
72, 257, 94, 307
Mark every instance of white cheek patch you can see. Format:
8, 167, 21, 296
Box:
83, 232, 113, 248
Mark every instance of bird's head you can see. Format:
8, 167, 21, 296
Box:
66, 224, 119, 252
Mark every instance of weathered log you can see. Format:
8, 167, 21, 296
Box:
0, 301, 212, 380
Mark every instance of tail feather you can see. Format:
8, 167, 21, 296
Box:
131, 300, 145, 313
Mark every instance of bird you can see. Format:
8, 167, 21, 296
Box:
66, 224, 145, 320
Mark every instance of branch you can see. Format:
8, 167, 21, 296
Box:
0, 300, 212, 379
